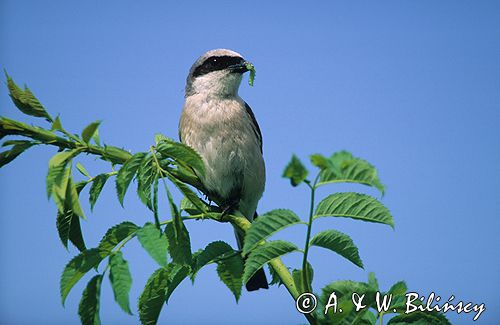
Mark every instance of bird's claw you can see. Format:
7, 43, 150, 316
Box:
219, 206, 232, 222
219, 200, 239, 222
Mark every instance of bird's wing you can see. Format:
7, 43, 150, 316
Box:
244, 102, 263, 153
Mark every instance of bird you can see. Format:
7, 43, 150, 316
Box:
178, 49, 268, 291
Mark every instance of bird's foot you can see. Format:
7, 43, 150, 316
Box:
220, 200, 239, 222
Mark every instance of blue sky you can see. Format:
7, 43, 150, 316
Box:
1, 1, 499, 324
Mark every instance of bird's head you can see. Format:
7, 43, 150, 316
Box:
185, 49, 251, 97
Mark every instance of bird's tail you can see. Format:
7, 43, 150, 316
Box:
235, 218, 269, 291
245, 266, 269, 291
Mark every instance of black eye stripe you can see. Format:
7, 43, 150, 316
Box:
192, 56, 244, 77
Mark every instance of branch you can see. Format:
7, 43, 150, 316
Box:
1, 115, 318, 324
0, 116, 206, 188
227, 212, 318, 325
1, 117, 131, 162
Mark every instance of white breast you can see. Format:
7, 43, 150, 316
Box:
179, 95, 265, 220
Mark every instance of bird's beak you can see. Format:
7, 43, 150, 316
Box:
229, 60, 252, 73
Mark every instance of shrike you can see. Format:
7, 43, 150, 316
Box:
179, 49, 268, 291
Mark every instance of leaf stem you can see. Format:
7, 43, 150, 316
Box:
1, 115, 320, 324
150, 146, 165, 228
301, 187, 315, 293
301, 174, 320, 293
226, 211, 317, 325
81, 171, 117, 185
1, 117, 132, 164
59, 128, 83, 144
1, 116, 207, 193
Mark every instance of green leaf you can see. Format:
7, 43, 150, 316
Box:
390, 295, 415, 313
360, 311, 378, 325
195, 241, 234, 271
156, 137, 205, 176
89, 173, 110, 211
66, 175, 85, 219
98, 221, 139, 257
180, 197, 202, 215
165, 263, 190, 304
56, 180, 87, 251
165, 221, 192, 266
243, 240, 299, 285
57, 205, 86, 251
51, 164, 71, 212
92, 128, 101, 146
340, 308, 376, 325
0, 141, 34, 168
243, 209, 303, 255
310, 229, 364, 268
314, 151, 385, 195
81, 121, 101, 144
138, 268, 169, 325
78, 275, 103, 325
154, 133, 168, 145
191, 241, 235, 282
335, 310, 377, 325
319, 290, 355, 325
217, 254, 244, 302
69, 214, 86, 251
390, 298, 439, 321
116, 152, 148, 206
6, 73, 52, 122
109, 252, 133, 315
52, 165, 85, 221
165, 171, 207, 212
60, 249, 103, 305
367, 272, 378, 291
165, 187, 180, 223
387, 312, 451, 325
137, 155, 156, 210
322, 280, 373, 299
314, 192, 394, 228
319, 280, 376, 325
331, 150, 354, 166
76, 180, 87, 192
189, 249, 203, 282
46, 149, 81, 199
388, 281, 407, 296
282, 154, 308, 186
310, 153, 331, 169
137, 223, 168, 267
152, 177, 159, 223
321, 281, 377, 310
76, 162, 91, 178
51, 115, 63, 131
292, 262, 313, 294
164, 188, 192, 266
56, 208, 73, 249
